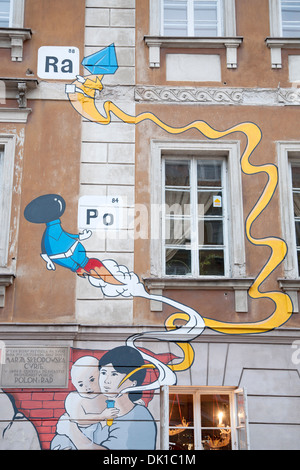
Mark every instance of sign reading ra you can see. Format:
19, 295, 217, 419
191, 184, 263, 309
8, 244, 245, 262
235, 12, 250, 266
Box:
37, 46, 80, 80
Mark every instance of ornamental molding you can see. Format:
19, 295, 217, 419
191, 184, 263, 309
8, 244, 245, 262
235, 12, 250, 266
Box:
135, 85, 300, 106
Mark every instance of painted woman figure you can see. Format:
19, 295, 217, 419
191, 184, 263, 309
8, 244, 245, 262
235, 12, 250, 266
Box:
52, 346, 157, 450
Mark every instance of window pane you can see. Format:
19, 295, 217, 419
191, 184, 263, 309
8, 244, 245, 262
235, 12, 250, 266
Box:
169, 429, 195, 450
198, 191, 223, 216
194, 1, 219, 36
293, 192, 300, 217
295, 221, 300, 245
202, 429, 231, 450
165, 218, 191, 245
165, 190, 190, 214
199, 249, 224, 275
292, 165, 300, 188
281, 1, 300, 36
197, 161, 222, 187
169, 394, 194, 427
201, 394, 231, 427
165, 161, 190, 187
164, 0, 188, 36
166, 248, 191, 274
201, 220, 224, 245
0, 0, 10, 27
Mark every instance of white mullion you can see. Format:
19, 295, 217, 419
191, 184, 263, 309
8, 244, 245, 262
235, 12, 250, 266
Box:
187, 0, 194, 36
194, 391, 202, 450
9, 0, 13, 27
222, 158, 229, 277
162, 158, 167, 276
191, 158, 199, 276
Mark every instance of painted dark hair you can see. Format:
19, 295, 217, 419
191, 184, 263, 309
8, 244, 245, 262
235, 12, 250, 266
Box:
99, 346, 146, 402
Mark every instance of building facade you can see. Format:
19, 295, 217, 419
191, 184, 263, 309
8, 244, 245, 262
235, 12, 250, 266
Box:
0, 0, 300, 451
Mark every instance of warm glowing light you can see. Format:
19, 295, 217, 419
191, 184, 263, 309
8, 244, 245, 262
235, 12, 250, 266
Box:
218, 411, 224, 426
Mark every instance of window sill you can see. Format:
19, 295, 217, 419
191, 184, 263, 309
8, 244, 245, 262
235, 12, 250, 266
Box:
278, 278, 300, 313
0, 27, 32, 62
0, 273, 14, 308
143, 276, 254, 313
265, 37, 300, 68
144, 35, 243, 69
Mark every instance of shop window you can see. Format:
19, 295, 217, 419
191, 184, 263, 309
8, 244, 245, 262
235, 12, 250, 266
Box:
162, 0, 223, 37
161, 386, 249, 450
163, 157, 228, 277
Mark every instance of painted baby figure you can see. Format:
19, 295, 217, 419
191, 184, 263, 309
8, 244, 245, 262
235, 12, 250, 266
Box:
24, 194, 123, 285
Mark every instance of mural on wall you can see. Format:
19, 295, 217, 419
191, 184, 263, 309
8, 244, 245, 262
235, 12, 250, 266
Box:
20, 44, 294, 450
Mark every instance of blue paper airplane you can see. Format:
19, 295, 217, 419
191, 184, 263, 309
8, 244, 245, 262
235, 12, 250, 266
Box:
81, 44, 118, 75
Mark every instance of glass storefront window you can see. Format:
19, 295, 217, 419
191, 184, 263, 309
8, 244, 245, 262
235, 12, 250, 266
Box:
167, 388, 249, 450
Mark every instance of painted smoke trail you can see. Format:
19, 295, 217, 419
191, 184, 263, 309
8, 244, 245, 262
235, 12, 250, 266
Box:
89, 260, 205, 394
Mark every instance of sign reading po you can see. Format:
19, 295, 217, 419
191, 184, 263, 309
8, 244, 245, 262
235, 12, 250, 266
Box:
78, 196, 124, 231
37, 46, 80, 80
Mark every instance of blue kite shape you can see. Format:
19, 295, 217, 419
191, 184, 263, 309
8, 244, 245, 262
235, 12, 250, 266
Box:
81, 44, 118, 75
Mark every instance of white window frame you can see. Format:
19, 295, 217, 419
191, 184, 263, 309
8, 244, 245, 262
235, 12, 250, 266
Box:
267, 0, 300, 68
162, 155, 229, 277
0, 135, 16, 268
161, 0, 224, 37
160, 385, 250, 450
277, 142, 300, 313
145, 0, 242, 69
150, 140, 245, 279
147, 140, 253, 313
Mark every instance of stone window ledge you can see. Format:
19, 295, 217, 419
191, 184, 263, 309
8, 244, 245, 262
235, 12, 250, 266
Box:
265, 37, 300, 69
278, 278, 300, 313
143, 277, 254, 313
0, 273, 14, 308
144, 36, 243, 69
0, 28, 32, 62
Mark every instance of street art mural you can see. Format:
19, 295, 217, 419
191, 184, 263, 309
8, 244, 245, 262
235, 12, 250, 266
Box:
14, 44, 294, 449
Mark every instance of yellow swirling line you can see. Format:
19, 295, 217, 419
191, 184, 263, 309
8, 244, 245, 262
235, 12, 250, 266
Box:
68, 76, 293, 336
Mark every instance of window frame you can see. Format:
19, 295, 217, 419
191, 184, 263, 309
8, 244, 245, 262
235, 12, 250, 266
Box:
267, 0, 300, 68
146, 0, 242, 69
162, 155, 229, 277
150, 140, 245, 280
0, 135, 16, 268
161, 0, 224, 37
277, 142, 300, 313
0, 0, 31, 62
161, 385, 250, 450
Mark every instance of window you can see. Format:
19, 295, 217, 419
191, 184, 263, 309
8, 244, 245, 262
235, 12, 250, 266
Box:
267, 0, 300, 67
0, 0, 11, 27
161, 387, 249, 450
0, 0, 30, 62
162, 0, 223, 37
0, 136, 15, 267
163, 157, 227, 276
280, 0, 300, 37
146, 0, 241, 68
277, 143, 300, 313
291, 164, 300, 273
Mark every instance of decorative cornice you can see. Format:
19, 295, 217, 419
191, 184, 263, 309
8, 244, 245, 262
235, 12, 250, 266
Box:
135, 85, 300, 106
0, 323, 298, 345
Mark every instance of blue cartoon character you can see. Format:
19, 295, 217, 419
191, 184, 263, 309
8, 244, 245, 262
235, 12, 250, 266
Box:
24, 194, 122, 285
